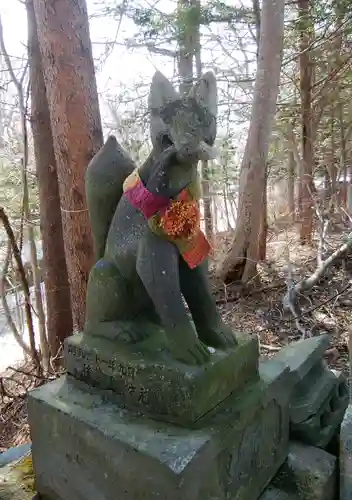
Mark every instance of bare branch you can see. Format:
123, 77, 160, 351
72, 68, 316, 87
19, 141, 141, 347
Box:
0, 206, 40, 372
0, 240, 32, 357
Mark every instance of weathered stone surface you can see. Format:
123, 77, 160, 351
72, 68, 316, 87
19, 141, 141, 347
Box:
84, 71, 237, 367
85, 135, 135, 261
28, 364, 289, 500
273, 335, 330, 385
0, 456, 35, 500
273, 442, 336, 500
289, 363, 337, 424
273, 335, 348, 449
259, 487, 298, 500
340, 404, 352, 500
290, 370, 349, 449
65, 331, 259, 425
259, 358, 293, 402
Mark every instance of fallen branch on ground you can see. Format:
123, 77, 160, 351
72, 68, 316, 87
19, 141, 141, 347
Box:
280, 281, 352, 324
283, 232, 352, 338
283, 258, 309, 338
8, 366, 55, 382
215, 282, 285, 305
260, 343, 281, 352
295, 233, 352, 294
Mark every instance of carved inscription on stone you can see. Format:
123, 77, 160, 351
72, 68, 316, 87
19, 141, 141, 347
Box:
66, 343, 189, 410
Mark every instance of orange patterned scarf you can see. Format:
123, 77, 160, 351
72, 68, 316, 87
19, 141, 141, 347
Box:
123, 169, 211, 269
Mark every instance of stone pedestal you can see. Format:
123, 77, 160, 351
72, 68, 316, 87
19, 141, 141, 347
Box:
340, 404, 352, 500
271, 442, 337, 500
273, 335, 349, 449
259, 442, 337, 500
28, 349, 290, 500
64, 332, 259, 425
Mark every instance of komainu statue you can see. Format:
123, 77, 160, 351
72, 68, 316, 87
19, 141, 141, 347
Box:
84, 71, 237, 365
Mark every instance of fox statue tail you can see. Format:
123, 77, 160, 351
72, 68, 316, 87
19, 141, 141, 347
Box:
85, 136, 136, 261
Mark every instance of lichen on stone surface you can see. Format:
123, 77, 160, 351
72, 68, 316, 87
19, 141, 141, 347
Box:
0, 453, 36, 500
12, 454, 35, 492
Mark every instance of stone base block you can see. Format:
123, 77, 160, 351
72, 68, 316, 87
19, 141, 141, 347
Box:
28, 365, 289, 500
274, 335, 330, 386
273, 335, 348, 449
290, 369, 349, 449
340, 404, 352, 500
289, 363, 338, 424
64, 331, 259, 425
271, 442, 336, 500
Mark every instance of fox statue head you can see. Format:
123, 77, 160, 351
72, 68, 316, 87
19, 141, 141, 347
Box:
148, 71, 218, 162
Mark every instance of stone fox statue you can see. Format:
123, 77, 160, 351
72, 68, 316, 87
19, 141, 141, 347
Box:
84, 71, 236, 365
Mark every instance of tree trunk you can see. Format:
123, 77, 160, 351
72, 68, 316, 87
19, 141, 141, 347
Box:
252, 0, 261, 59
288, 150, 295, 220
177, 0, 195, 94
223, 162, 233, 230
222, 186, 232, 231
253, 0, 267, 261
329, 108, 337, 210
217, 0, 285, 284
339, 102, 347, 205
27, 0, 73, 358
194, 12, 214, 242
348, 173, 352, 214
298, 0, 314, 243
258, 169, 268, 261
33, 0, 103, 330
177, 0, 214, 241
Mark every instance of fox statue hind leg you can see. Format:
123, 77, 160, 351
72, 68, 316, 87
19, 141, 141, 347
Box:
85, 136, 136, 261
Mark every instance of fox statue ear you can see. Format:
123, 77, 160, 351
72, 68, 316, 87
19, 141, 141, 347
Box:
188, 72, 217, 118
148, 72, 180, 148
149, 71, 179, 110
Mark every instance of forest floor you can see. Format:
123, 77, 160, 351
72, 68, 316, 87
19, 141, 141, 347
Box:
212, 222, 352, 373
1, 223, 351, 451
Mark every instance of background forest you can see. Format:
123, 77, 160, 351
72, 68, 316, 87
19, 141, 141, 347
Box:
1, 0, 352, 447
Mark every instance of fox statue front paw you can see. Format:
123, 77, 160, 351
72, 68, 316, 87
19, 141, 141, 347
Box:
166, 329, 211, 365
198, 321, 237, 350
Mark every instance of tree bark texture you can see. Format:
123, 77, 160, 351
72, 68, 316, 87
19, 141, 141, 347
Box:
253, 0, 267, 261
339, 102, 347, 206
27, 0, 73, 356
218, 0, 285, 284
287, 150, 295, 220
298, 0, 314, 243
33, 0, 103, 330
258, 169, 268, 261
177, 0, 196, 94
